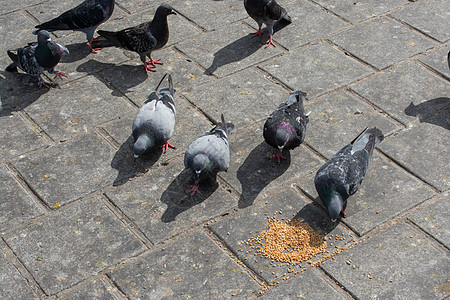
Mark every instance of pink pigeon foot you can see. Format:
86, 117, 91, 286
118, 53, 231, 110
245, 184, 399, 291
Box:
147, 57, 163, 66
144, 62, 156, 72
54, 71, 67, 80
186, 183, 200, 195
271, 149, 286, 163
86, 42, 102, 53
251, 28, 263, 37
265, 36, 276, 48
161, 141, 175, 152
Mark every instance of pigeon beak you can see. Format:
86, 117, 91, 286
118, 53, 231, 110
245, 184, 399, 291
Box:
169, 11, 177, 15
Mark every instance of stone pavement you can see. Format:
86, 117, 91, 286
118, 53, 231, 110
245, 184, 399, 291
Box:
0, 0, 449, 299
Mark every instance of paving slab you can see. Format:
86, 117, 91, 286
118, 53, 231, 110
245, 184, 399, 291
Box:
57, 277, 120, 300
108, 230, 260, 299
100, 98, 212, 165
312, 0, 408, 24
184, 69, 288, 130
0, 0, 42, 15
390, 0, 450, 43
0, 248, 39, 300
297, 154, 435, 236
104, 158, 237, 244
3, 197, 146, 296
23, 75, 135, 142
97, 47, 212, 104
0, 112, 47, 163
176, 22, 284, 77
209, 187, 353, 282
408, 195, 450, 249
260, 268, 347, 299
0, 11, 36, 55
419, 46, 450, 79
379, 123, 449, 192
173, 0, 247, 31
330, 17, 436, 69
0, 166, 44, 232
305, 90, 400, 159
321, 222, 450, 299
12, 131, 136, 207
244, 0, 349, 50
351, 62, 450, 126
219, 123, 322, 208
115, 0, 162, 14
259, 42, 371, 97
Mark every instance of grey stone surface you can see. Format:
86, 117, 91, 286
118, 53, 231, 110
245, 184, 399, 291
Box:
23, 76, 135, 141
330, 17, 436, 69
297, 154, 435, 236
419, 46, 450, 79
104, 158, 237, 244
0, 248, 39, 300
390, 0, 450, 43
57, 277, 121, 300
173, 0, 247, 31
176, 22, 284, 77
305, 90, 400, 159
408, 195, 450, 249
184, 69, 288, 130
98, 47, 212, 104
115, 0, 161, 14
12, 131, 135, 207
313, 0, 408, 24
0, 12, 36, 55
379, 123, 449, 191
0, 166, 44, 232
3, 197, 146, 295
209, 187, 353, 282
351, 62, 450, 126
260, 268, 347, 299
244, 0, 349, 50
220, 123, 322, 207
260, 42, 371, 97
321, 223, 450, 299
0, 0, 42, 15
108, 230, 260, 298
0, 112, 46, 163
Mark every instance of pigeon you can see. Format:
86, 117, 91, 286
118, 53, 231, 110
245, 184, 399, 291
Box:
184, 114, 234, 195
91, 4, 176, 72
244, 0, 291, 47
314, 127, 384, 222
33, 0, 115, 52
263, 90, 309, 163
6, 30, 69, 88
132, 73, 176, 159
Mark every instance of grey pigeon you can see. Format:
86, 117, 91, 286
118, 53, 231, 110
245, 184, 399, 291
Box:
6, 30, 69, 88
132, 73, 176, 159
91, 4, 176, 72
263, 90, 309, 163
314, 128, 384, 222
184, 114, 234, 195
34, 0, 115, 52
244, 0, 291, 47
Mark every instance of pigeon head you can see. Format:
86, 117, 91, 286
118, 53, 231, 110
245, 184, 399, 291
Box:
275, 128, 290, 150
157, 4, 177, 16
192, 153, 210, 182
133, 135, 153, 159
37, 30, 51, 43
327, 193, 343, 222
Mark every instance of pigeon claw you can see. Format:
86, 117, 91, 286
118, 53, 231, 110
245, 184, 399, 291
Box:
186, 183, 200, 196
147, 58, 163, 66
271, 149, 286, 163
54, 71, 67, 80
161, 141, 176, 153
39, 81, 51, 89
265, 36, 276, 48
251, 28, 263, 38
86, 43, 102, 53
144, 62, 156, 72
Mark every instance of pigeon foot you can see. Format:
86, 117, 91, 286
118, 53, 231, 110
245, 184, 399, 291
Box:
54, 71, 67, 80
39, 80, 51, 89
144, 62, 157, 72
271, 149, 286, 163
186, 183, 200, 195
341, 210, 347, 218
251, 28, 263, 37
86, 43, 102, 53
265, 36, 276, 48
161, 141, 176, 152
147, 57, 163, 66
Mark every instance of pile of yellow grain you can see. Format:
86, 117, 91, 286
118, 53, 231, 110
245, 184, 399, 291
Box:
248, 217, 327, 264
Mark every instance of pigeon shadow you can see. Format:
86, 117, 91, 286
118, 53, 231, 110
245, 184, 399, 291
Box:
404, 97, 450, 130
76, 60, 148, 97
292, 202, 338, 236
0, 70, 51, 117
110, 136, 162, 186
237, 141, 291, 208
160, 169, 218, 223
60, 42, 91, 63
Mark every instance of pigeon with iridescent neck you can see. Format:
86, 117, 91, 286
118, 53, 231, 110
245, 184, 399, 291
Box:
6, 30, 69, 88
263, 90, 309, 163
132, 73, 176, 159
314, 127, 384, 222
184, 115, 234, 195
